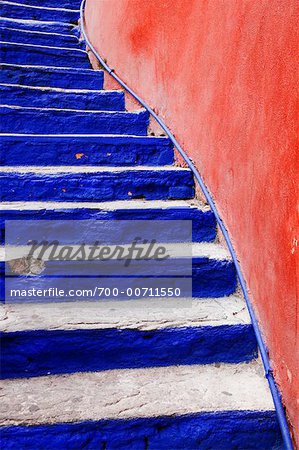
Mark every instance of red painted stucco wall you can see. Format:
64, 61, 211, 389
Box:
85, 0, 298, 442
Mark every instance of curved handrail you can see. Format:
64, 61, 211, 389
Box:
79, 1, 293, 447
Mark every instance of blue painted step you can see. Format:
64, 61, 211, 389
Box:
192, 257, 237, 297
0, 17, 76, 34
0, 27, 81, 48
0, 135, 174, 166
1, 241, 236, 299
0, 64, 104, 89
0, 107, 149, 134
2, 262, 236, 299
4, 0, 81, 8
0, 325, 256, 379
0, 412, 282, 450
0, 2, 79, 23
0, 42, 90, 68
0, 297, 254, 379
0, 362, 282, 449
0, 167, 194, 201
0, 85, 125, 111
0, 201, 217, 242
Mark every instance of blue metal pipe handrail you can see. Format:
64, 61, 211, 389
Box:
79, 1, 293, 447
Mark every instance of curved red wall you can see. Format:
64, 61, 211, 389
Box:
85, 0, 298, 442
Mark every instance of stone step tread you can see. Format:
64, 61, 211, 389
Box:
0, 199, 208, 210
0, 361, 274, 427
0, 242, 231, 261
0, 105, 147, 114
0, 295, 250, 332
0, 165, 191, 173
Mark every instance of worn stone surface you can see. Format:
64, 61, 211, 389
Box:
0, 361, 274, 426
0, 296, 258, 378
0, 296, 248, 331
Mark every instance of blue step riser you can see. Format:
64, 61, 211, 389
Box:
0, 108, 150, 135
0, 44, 90, 68
193, 259, 237, 297
0, 325, 257, 379
0, 86, 125, 111
3, 0, 82, 8
0, 171, 194, 201
0, 208, 217, 243
0, 136, 174, 166
0, 412, 283, 449
0, 29, 81, 48
0, 4, 79, 23
0, 66, 104, 89
0, 19, 76, 34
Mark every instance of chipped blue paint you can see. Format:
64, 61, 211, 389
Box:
0, 2, 79, 23
0, 64, 104, 89
5, 0, 82, 8
0, 28, 81, 48
0, 325, 257, 379
0, 412, 283, 449
0, 17, 76, 34
192, 258, 237, 297
0, 135, 174, 166
0, 85, 125, 111
0, 107, 150, 134
0, 169, 194, 201
0, 42, 91, 68
0, 206, 217, 243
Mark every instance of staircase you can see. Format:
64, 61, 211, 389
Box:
0, 1, 284, 449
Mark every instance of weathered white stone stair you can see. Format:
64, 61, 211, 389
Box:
0, 362, 279, 449
0, 1, 283, 448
